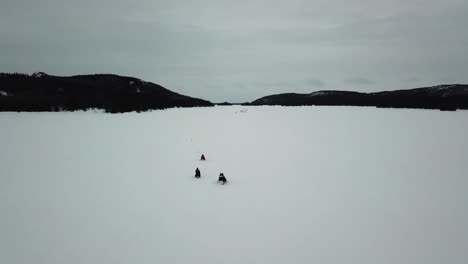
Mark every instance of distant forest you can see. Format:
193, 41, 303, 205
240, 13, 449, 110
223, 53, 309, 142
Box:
1, 72, 468, 112
0, 72, 213, 113
247, 85, 468, 111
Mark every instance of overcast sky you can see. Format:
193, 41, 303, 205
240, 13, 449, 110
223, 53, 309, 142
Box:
1, 0, 468, 102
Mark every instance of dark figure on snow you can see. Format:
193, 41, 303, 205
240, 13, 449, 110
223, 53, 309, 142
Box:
200, 154, 206, 161
195, 168, 201, 178
218, 173, 227, 185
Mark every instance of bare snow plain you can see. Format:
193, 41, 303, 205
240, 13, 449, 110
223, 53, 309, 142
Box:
1, 106, 467, 264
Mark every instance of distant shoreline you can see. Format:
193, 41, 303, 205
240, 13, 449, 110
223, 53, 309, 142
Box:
1, 72, 467, 113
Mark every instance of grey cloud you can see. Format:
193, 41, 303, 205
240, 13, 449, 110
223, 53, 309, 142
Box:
344, 78, 374, 85
306, 79, 326, 87
403, 77, 422, 83
253, 79, 326, 89
1, 0, 468, 102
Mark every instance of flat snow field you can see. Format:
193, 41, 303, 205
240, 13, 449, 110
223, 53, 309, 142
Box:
1, 106, 467, 264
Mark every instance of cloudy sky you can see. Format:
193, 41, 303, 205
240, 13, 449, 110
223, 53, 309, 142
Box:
1, 0, 467, 102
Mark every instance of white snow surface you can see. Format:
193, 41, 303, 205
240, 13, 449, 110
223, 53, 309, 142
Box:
309, 91, 343, 96
1, 106, 468, 264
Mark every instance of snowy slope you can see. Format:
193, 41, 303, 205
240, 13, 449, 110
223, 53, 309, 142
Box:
1, 106, 468, 264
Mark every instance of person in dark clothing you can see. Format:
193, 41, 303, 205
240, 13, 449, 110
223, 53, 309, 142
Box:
195, 168, 201, 178
200, 154, 206, 161
218, 173, 227, 184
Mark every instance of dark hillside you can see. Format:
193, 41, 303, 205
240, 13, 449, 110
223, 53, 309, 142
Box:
0, 72, 213, 113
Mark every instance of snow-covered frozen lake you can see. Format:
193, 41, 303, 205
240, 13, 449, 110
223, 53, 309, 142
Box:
1, 106, 467, 264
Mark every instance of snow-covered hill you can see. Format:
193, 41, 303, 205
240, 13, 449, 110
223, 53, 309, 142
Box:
0, 73, 213, 112
1, 106, 467, 264
250, 84, 468, 110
